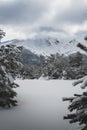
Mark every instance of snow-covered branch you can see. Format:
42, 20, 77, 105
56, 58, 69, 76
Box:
63, 76, 87, 130
73, 76, 87, 89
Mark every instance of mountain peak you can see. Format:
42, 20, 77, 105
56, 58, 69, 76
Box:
1, 36, 87, 56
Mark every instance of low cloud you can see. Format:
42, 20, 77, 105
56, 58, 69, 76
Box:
55, 0, 87, 24
0, 0, 87, 40
0, 0, 49, 25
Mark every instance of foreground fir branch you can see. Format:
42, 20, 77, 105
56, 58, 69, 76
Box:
0, 44, 23, 108
63, 82, 87, 130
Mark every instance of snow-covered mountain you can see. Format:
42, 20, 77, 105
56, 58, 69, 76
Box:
1, 37, 87, 56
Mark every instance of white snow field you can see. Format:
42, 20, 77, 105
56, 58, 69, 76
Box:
0, 79, 84, 130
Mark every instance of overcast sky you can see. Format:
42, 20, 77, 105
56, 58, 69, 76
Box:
0, 0, 87, 40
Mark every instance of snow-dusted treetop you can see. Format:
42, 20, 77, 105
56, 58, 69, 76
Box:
0, 29, 5, 43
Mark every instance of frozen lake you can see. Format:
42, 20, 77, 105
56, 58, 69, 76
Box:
0, 79, 84, 130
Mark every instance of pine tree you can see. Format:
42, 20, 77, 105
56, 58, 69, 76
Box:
0, 44, 23, 108
63, 43, 87, 130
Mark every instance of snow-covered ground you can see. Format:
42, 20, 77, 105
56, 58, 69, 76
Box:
0, 79, 84, 130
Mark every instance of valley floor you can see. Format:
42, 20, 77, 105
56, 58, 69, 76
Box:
0, 79, 84, 130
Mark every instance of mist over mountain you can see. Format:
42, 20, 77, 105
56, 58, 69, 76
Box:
1, 35, 87, 56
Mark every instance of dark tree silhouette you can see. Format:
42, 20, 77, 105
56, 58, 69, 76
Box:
84, 36, 87, 41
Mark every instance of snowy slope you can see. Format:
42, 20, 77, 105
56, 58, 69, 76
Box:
1, 37, 87, 56
0, 79, 83, 130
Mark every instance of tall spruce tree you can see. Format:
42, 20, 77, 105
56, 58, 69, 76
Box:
0, 44, 23, 108
63, 43, 87, 130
